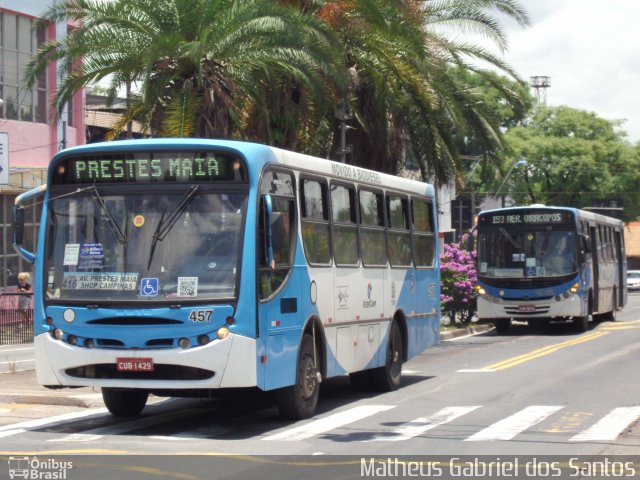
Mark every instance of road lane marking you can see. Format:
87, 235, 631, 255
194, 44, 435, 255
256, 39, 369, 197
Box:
370, 406, 481, 442
569, 406, 640, 442
465, 406, 564, 441
480, 331, 608, 371
262, 405, 395, 442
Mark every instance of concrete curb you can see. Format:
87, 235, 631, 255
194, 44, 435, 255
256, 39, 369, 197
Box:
0, 393, 100, 408
440, 323, 494, 341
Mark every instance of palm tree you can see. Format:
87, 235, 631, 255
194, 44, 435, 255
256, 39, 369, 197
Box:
25, 0, 343, 139
306, 0, 530, 185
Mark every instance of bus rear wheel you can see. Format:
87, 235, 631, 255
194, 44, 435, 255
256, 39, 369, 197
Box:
102, 388, 148, 416
276, 334, 320, 419
369, 321, 403, 392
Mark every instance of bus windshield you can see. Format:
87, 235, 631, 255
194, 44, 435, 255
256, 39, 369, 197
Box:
44, 188, 246, 303
477, 228, 578, 278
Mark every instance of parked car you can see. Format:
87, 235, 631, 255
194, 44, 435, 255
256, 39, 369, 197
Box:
627, 270, 640, 291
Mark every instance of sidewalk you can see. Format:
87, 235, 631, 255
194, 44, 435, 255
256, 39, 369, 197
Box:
0, 369, 104, 408
440, 322, 494, 341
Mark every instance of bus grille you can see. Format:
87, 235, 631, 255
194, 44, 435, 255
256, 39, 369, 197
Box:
65, 364, 214, 381
504, 305, 551, 316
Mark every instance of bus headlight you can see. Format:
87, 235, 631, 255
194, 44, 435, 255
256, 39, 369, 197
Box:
178, 337, 190, 349
53, 328, 64, 340
475, 285, 486, 296
217, 327, 230, 340
570, 283, 579, 294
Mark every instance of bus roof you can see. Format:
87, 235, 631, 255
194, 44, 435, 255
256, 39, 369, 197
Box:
51, 139, 434, 198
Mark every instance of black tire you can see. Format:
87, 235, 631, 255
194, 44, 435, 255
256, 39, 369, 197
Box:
494, 318, 511, 334
102, 388, 148, 417
573, 315, 589, 332
369, 321, 403, 392
276, 334, 320, 419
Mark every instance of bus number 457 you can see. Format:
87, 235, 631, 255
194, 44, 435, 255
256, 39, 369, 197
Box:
189, 309, 213, 322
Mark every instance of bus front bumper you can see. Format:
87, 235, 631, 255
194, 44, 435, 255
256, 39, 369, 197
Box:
477, 294, 585, 320
34, 332, 257, 390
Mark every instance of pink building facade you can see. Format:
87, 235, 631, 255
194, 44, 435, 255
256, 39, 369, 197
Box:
0, 1, 85, 289
1, 2, 85, 168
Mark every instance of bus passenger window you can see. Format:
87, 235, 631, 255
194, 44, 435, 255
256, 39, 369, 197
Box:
331, 184, 358, 266
301, 178, 331, 265
412, 200, 435, 267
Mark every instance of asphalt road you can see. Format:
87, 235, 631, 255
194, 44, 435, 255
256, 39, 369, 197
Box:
0, 295, 639, 478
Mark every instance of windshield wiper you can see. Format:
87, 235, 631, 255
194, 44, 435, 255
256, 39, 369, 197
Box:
539, 226, 553, 258
498, 227, 521, 250
147, 185, 200, 269
91, 186, 126, 244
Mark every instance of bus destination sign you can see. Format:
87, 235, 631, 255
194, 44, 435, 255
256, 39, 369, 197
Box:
482, 210, 572, 226
52, 152, 246, 185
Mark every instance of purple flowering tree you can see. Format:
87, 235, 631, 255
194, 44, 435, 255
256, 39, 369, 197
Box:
440, 232, 477, 324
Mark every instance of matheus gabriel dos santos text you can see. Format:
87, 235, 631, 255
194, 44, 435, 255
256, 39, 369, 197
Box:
360, 457, 638, 478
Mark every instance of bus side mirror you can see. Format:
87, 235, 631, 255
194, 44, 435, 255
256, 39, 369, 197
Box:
263, 194, 274, 268
13, 206, 25, 245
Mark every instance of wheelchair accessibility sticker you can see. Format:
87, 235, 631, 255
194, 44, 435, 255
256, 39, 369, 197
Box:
140, 278, 159, 297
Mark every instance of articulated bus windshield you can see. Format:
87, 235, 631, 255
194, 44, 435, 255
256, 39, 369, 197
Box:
477, 227, 578, 279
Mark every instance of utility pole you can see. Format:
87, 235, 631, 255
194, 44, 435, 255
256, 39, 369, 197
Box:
334, 103, 353, 163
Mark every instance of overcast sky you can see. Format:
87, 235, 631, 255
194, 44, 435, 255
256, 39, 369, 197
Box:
489, 0, 640, 143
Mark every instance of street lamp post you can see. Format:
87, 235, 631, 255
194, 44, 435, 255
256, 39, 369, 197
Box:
496, 159, 527, 207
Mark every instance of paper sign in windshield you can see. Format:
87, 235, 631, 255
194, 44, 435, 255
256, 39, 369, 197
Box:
63, 272, 138, 290
63, 244, 80, 265
79, 243, 105, 269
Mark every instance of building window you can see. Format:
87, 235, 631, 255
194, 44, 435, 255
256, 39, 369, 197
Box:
0, 194, 39, 289
0, 12, 47, 123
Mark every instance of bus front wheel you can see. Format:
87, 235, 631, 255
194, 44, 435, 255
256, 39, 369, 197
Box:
369, 321, 403, 392
276, 334, 320, 419
102, 388, 148, 416
573, 315, 590, 332
494, 319, 511, 334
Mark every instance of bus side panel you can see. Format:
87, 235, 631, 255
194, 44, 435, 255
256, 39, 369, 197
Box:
412, 268, 440, 357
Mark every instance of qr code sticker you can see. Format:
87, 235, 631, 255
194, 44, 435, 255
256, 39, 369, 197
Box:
177, 277, 198, 297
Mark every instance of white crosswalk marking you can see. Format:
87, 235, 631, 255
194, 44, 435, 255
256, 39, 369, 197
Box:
370, 406, 481, 442
465, 406, 564, 441
569, 406, 640, 442
263, 405, 395, 442
48, 408, 203, 443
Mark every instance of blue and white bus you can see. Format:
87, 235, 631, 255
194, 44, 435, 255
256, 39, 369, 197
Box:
13, 139, 440, 419
476, 205, 626, 333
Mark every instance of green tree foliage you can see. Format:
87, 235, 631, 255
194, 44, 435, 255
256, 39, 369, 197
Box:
453, 68, 534, 191
503, 106, 640, 220
25, 0, 531, 187
311, 0, 530, 183
25, 0, 342, 139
